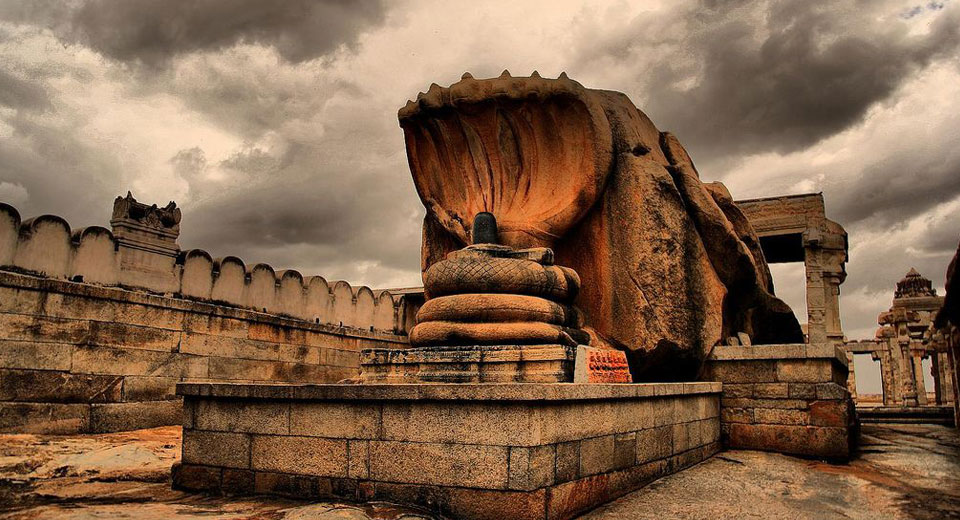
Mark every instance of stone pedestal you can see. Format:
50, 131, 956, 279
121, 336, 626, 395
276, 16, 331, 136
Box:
701, 344, 857, 460
360, 344, 577, 383
174, 382, 720, 520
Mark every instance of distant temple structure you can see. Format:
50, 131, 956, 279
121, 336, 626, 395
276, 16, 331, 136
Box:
844, 269, 954, 410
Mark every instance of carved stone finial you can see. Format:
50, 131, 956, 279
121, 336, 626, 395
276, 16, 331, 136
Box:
499, 69, 511, 78
895, 268, 936, 298
461, 72, 474, 80
111, 192, 181, 231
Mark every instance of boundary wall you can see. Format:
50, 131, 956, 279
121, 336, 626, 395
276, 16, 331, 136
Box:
0, 199, 418, 433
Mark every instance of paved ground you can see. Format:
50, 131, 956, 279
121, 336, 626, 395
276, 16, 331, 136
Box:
0, 423, 957, 519
583, 423, 960, 520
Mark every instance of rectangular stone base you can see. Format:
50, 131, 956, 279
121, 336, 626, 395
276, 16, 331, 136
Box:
360, 344, 577, 383
702, 344, 857, 460
175, 382, 721, 520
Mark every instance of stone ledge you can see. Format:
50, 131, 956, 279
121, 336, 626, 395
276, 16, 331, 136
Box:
708, 343, 847, 366
0, 399, 181, 434
176, 381, 723, 401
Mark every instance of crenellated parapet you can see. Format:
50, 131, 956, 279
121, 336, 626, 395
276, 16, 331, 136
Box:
0, 199, 419, 335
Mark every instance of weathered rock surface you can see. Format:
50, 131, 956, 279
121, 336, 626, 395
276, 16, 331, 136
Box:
0, 427, 436, 519
2, 424, 958, 519
936, 240, 960, 328
400, 73, 802, 380
582, 423, 960, 520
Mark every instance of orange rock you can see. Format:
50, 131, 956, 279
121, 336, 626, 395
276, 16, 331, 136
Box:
401, 74, 803, 380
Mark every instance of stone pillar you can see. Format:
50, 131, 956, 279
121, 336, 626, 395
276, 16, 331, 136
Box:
899, 341, 919, 406
803, 226, 847, 345
822, 249, 847, 344
110, 192, 181, 294
845, 350, 858, 403
874, 350, 895, 406
913, 352, 928, 406
936, 351, 955, 405
803, 230, 828, 344
933, 351, 946, 405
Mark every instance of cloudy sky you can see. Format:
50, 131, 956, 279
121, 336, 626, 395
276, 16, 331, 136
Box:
1, 0, 958, 390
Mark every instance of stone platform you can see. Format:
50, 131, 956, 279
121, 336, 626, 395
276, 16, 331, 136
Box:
702, 344, 857, 460
174, 382, 721, 520
857, 405, 955, 426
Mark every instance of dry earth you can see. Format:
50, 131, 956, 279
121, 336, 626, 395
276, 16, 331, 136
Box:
0, 423, 957, 519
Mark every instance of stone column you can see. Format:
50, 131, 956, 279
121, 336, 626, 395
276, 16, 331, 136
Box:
874, 350, 894, 406
803, 226, 847, 345
803, 230, 828, 344
844, 350, 857, 403
822, 249, 847, 344
899, 341, 919, 407
912, 352, 928, 406
937, 351, 955, 405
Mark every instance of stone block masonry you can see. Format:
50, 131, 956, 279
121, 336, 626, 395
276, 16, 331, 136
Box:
0, 270, 408, 434
174, 382, 721, 520
701, 344, 857, 460
0, 197, 421, 434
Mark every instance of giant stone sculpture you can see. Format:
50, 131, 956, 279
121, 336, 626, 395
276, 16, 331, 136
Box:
398, 71, 802, 381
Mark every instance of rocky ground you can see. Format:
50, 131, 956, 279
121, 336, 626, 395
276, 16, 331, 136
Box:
0, 423, 957, 519
584, 423, 960, 520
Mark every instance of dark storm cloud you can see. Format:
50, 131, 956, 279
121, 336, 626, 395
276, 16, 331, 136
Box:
0, 69, 50, 111
71, 0, 385, 65
576, 0, 960, 162
2, 0, 959, 321
219, 147, 278, 176
0, 112, 124, 226
178, 162, 423, 274
828, 142, 960, 229
923, 222, 960, 258
3, 0, 386, 66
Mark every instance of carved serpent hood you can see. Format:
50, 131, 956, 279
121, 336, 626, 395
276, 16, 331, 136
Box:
399, 71, 612, 248
400, 72, 803, 380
